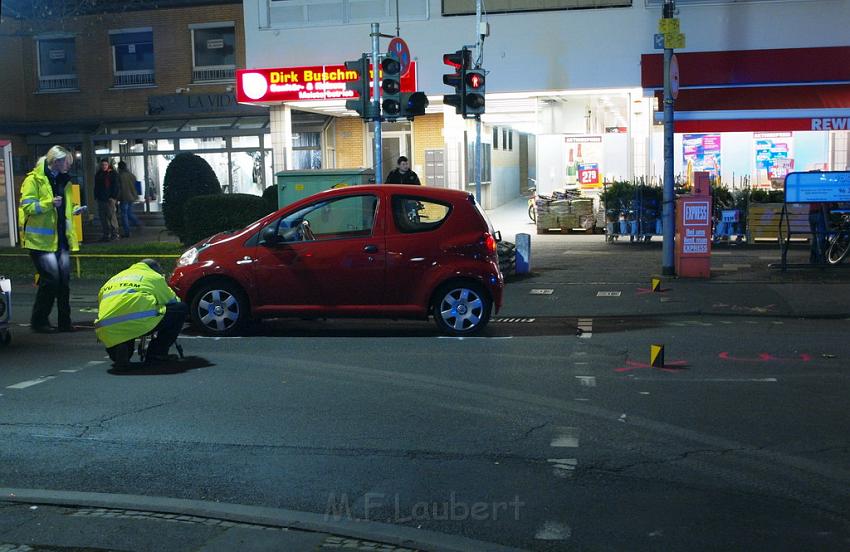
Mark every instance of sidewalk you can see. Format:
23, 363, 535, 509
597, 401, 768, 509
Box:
486, 195, 850, 320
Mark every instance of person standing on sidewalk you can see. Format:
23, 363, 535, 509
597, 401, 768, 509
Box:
94, 158, 120, 241
18, 145, 80, 333
385, 156, 421, 185
117, 161, 142, 238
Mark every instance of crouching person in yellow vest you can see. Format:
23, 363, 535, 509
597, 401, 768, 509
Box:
95, 259, 188, 366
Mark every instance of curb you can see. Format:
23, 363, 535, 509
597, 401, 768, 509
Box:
0, 488, 523, 552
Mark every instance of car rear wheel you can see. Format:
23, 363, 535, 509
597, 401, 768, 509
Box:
432, 282, 492, 336
190, 282, 248, 336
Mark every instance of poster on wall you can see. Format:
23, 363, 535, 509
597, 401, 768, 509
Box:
682, 134, 721, 181
754, 132, 794, 188
565, 136, 603, 189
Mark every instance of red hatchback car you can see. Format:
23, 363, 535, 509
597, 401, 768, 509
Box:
169, 185, 504, 336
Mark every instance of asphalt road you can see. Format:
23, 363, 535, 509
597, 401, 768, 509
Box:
1, 302, 849, 550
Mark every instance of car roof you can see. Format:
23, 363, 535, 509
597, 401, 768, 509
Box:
315, 184, 475, 203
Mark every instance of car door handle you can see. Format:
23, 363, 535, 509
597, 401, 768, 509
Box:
363, 245, 379, 253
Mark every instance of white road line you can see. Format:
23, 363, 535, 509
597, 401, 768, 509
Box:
436, 336, 513, 340
574, 362, 589, 366
550, 427, 579, 448
574, 398, 589, 401
631, 377, 778, 382
7, 376, 56, 390
59, 370, 79, 373
86, 361, 107, 365
575, 376, 596, 387
535, 521, 572, 540
548, 458, 578, 478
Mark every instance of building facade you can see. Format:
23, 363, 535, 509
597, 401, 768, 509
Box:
239, 0, 850, 207
0, 0, 273, 224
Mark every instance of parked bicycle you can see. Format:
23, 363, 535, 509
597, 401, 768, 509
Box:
826, 212, 850, 264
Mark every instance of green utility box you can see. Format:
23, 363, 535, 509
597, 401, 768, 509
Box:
275, 169, 376, 209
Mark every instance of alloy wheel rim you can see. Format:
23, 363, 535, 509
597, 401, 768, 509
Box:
198, 289, 239, 332
439, 288, 484, 331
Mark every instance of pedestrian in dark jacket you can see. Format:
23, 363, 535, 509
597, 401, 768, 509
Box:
94, 158, 120, 241
385, 156, 421, 185
117, 161, 142, 238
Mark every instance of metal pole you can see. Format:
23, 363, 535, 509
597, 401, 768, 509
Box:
371, 23, 382, 182
474, 0, 483, 204
661, 0, 676, 275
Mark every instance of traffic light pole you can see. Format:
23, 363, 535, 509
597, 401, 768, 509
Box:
371, 23, 382, 182
474, 0, 483, 204
662, 0, 676, 275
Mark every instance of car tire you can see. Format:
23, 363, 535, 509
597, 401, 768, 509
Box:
190, 281, 249, 337
432, 281, 492, 336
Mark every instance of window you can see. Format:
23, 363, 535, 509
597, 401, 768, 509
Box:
392, 196, 451, 233
502, 129, 508, 152
293, 132, 322, 170
276, 195, 378, 241
264, 0, 427, 29
493, 127, 499, 150
110, 29, 154, 87
443, 0, 629, 15
466, 143, 492, 184
509, 131, 513, 151
36, 36, 78, 91
191, 23, 236, 83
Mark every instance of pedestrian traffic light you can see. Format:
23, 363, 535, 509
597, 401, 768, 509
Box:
381, 52, 402, 120
442, 48, 471, 116
399, 91, 429, 120
464, 68, 486, 117
344, 55, 376, 120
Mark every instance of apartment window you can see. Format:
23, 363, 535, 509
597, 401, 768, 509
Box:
493, 127, 499, 150
191, 23, 236, 83
110, 28, 155, 88
443, 0, 629, 16
264, 0, 427, 29
36, 36, 78, 92
509, 131, 513, 151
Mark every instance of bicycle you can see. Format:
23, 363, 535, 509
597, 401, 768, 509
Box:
826, 213, 850, 265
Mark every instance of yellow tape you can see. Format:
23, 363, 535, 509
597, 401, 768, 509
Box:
650, 344, 665, 368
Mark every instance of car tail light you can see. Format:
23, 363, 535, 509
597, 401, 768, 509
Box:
484, 233, 497, 254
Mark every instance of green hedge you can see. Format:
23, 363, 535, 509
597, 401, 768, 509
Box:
163, 153, 222, 243
182, 193, 274, 246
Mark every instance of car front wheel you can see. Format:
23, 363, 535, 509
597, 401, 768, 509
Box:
190, 282, 248, 336
432, 282, 492, 336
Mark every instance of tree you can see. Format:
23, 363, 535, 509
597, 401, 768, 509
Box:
162, 153, 221, 243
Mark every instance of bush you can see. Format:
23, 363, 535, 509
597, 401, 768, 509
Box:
262, 185, 279, 214
182, 193, 271, 246
163, 153, 222, 242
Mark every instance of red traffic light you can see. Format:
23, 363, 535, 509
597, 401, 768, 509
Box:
466, 72, 484, 89
443, 49, 471, 70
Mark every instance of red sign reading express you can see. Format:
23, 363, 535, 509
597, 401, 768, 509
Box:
236, 63, 417, 103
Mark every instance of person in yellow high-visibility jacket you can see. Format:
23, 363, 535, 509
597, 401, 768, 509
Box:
95, 259, 187, 366
18, 145, 81, 333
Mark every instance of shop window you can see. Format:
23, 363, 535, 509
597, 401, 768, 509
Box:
110, 28, 154, 88
293, 132, 322, 170
191, 23, 236, 83
466, 143, 492, 184
36, 36, 78, 92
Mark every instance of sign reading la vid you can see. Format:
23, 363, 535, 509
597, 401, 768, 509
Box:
236, 63, 417, 103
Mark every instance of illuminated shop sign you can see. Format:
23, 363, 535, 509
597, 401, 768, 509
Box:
236, 63, 417, 103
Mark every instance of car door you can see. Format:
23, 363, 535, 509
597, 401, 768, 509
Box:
251, 193, 385, 312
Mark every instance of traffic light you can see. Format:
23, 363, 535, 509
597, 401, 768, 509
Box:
399, 91, 429, 120
442, 48, 471, 116
344, 55, 376, 120
381, 52, 402, 120
464, 68, 486, 117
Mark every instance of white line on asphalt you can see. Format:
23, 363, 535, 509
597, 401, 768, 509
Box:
631, 377, 778, 382
596, 291, 621, 297
437, 336, 513, 340
535, 521, 572, 540
86, 361, 107, 365
530, 289, 554, 295
575, 376, 596, 387
178, 335, 243, 340
59, 370, 79, 373
639, 392, 651, 395
574, 362, 589, 366
7, 376, 56, 390
574, 398, 589, 401
550, 427, 579, 448
548, 458, 578, 478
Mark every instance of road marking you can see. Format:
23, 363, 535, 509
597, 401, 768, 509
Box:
492, 318, 536, 323
7, 376, 56, 390
59, 370, 79, 373
596, 291, 621, 297
574, 398, 589, 401
550, 427, 579, 448
639, 391, 651, 395
87, 361, 107, 365
535, 521, 572, 540
577, 318, 593, 339
530, 289, 554, 295
437, 336, 513, 340
631, 377, 778, 382
548, 458, 578, 478
575, 376, 596, 387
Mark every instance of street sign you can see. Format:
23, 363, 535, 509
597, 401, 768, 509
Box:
654, 33, 665, 50
665, 32, 686, 49
658, 18, 680, 33
388, 37, 412, 77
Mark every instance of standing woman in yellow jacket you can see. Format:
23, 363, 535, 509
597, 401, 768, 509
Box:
18, 145, 80, 333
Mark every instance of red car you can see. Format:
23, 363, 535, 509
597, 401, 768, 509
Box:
169, 185, 504, 336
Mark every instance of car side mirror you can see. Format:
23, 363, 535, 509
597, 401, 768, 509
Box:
260, 225, 280, 246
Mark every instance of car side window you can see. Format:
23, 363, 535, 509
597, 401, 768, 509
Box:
392, 196, 451, 233
278, 195, 378, 242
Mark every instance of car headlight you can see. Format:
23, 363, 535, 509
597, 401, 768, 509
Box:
177, 247, 198, 267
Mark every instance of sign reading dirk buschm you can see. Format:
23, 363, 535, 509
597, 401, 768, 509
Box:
148, 93, 267, 116
236, 63, 417, 103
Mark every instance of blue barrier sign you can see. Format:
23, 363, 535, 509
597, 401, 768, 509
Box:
784, 171, 850, 203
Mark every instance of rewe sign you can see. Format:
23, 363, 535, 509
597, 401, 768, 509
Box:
811, 118, 850, 130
